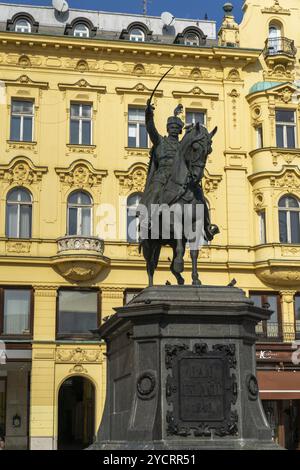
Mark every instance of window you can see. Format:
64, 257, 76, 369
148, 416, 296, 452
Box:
129, 28, 145, 42
294, 295, 300, 338
67, 191, 92, 236
127, 193, 142, 242
186, 110, 206, 126
256, 125, 263, 149
258, 210, 267, 244
70, 103, 92, 145
128, 108, 148, 148
10, 100, 34, 142
278, 196, 300, 244
0, 379, 6, 436
6, 188, 32, 239
15, 19, 31, 33
250, 293, 281, 340
1, 288, 32, 335
268, 24, 282, 54
184, 33, 199, 46
73, 24, 89, 38
276, 110, 296, 148
57, 290, 98, 337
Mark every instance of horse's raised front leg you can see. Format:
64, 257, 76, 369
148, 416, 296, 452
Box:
190, 249, 201, 286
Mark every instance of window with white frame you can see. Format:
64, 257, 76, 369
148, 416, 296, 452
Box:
129, 28, 145, 42
6, 187, 32, 239
15, 19, 31, 33
70, 103, 92, 145
10, 100, 34, 142
184, 33, 199, 46
258, 210, 266, 244
73, 24, 89, 38
256, 125, 263, 149
278, 195, 300, 244
186, 110, 206, 126
67, 191, 92, 236
127, 193, 142, 242
276, 109, 296, 148
3, 288, 31, 335
128, 107, 148, 148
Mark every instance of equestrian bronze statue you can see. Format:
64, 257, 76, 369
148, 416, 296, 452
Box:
138, 90, 219, 286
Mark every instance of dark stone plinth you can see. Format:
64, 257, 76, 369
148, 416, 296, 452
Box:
90, 286, 281, 450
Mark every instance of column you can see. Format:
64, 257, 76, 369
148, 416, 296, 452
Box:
280, 290, 296, 342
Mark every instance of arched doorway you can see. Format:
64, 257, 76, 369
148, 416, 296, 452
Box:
58, 376, 95, 450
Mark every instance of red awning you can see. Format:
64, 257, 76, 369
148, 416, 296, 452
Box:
257, 370, 300, 400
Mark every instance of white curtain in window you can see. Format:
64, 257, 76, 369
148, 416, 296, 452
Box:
4, 290, 30, 334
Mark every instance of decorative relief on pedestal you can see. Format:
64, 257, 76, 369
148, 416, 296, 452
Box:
56, 347, 103, 364
55, 160, 107, 189
137, 371, 156, 400
261, 0, 290, 15
246, 374, 259, 401
165, 343, 238, 437
115, 164, 147, 195
6, 241, 31, 253
0, 157, 47, 185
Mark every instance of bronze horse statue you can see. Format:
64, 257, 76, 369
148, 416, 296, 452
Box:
139, 122, 219, 286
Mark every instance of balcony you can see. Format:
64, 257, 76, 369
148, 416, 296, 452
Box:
52, 235, 110, 281
256, 322, 300, 343
263, 37, 296, 65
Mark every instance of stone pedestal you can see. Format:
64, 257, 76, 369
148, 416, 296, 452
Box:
91, 286, 281, 450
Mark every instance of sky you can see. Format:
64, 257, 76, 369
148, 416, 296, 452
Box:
0, 0, 245, 26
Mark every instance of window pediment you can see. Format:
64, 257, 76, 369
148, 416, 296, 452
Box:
58, 79, 106, 94
0, 156, 47, 185
116, 82, 163, 97
115, 163, 148, 195
55, 160, 107, 189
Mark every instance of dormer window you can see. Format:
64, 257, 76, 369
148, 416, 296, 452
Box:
7, 13, 39, 33
65, 18, 97, 38
15, 19, 31, 33
129, 28, 145, 42
184, 33, 200, 46
74, 24, 89, 38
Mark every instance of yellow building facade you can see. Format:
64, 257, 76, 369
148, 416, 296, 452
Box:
0, 0, 300, 450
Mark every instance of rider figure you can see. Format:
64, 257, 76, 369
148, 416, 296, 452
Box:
139, 101, 184, 226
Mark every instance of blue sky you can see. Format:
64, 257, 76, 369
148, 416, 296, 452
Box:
1, 1, 244, 26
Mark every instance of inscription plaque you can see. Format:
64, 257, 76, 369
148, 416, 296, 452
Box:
166, 343, 238, 437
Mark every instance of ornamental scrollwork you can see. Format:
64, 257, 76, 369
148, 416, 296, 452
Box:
56, 347, 103, 364
55, 160, 107, 189
115, 164, 148, 196
0, 157, 48, 185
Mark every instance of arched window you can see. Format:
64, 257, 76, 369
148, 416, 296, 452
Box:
268, 23, 282, 54
184, 33, 199, 46
129, 28, 145, 42
67, 191, 92, 236
279, 195, 300, 244
73, 23, 89, 38
6, 188, 32, 238
127, 193, 142, 242
15, 19, 31, 33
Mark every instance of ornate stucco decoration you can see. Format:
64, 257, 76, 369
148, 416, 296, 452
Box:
101, 287, 124, 299
58, 79, 106, 94
249, 166, 300, 192
281, 246, 300, 257
56, 347, 103, 364
115, 163, 148, 195
6, 241, 31, 254
3, 74, 49, 90
69, 364, 88, 374
253, 192, 265, 211
0, 156, 48, 185
256, 265, 300, 287
115, 83, 163, 97
261, 0, 290, 15
172, 87, 219, 101
55, 160, 107, 189
52, 258, 110, 281
263, 64, 295, 81
271, 148, 300, 166
226, 69, 241, 81
202, 169, 222, 194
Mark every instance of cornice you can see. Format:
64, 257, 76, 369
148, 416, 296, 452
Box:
58, 79, 106, 93
172, 86, 219, 100
0, 33, 261, 63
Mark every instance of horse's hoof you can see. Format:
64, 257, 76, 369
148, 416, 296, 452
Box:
192, 279, 202, 286
173, 258, 184, 273
178, 277, 185, 285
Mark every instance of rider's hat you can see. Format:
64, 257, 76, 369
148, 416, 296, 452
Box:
167, 115, 184, 128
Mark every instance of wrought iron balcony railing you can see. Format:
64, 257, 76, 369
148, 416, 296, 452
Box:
263, 36, 297, 58
256, 322, 300, 342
